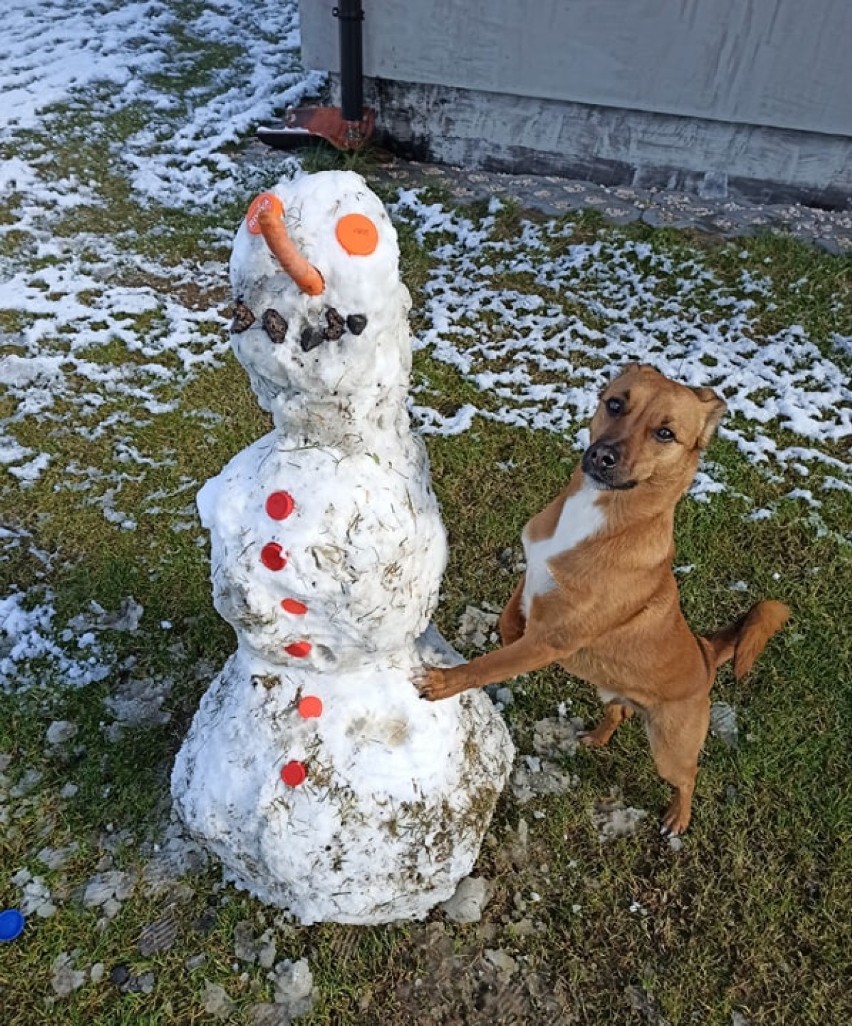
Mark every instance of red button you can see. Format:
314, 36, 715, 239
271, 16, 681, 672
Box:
281, 598, 308, 615
285, 641, 312, 658
260, 542, 287, 570
266, 491, 295, 520
298, 696, 323, 718
281, 760, 306, 787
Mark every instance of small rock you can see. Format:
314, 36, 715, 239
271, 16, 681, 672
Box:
484, 948, 517, 979
203, 981, 234, 1020
46, 721, 78, 745
234, 920, 257, 962
37, 843, 79, 870
440, 875, 490, 924
268, 958, 316, 1018
504, 818, 530, 868
345, 313, 367, 335
185, 953, 207, 971
532, 717, 578, 759
249, 1005, 291, 1026
109, 964, 130, 987
10, 768, 42, 798
257, 930, 277, 970
511, 759, 576, 803
102, 898, 122, 919
323, 306, 346, 340
493, 686, 514, 707
51, 953, 87, 998
592, 799, 648, 841
511, 917, 536, 937
89, 963, 106, 984
194, 909, 218, 934
262, 308, 289, 345
710, 702, 739, 748
19, 874, 55, 917
455, 605, 500, 651
134, 972, 156, 995
82, 869, 135, 907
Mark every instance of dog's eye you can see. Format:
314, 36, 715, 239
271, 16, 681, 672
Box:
605, 397, 624, 415
654, 427, 676, 442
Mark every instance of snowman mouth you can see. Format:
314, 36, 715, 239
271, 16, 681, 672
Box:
230, 300, 368, 351
299, 307, 366, 352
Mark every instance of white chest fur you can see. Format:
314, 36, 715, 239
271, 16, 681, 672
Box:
521, 481, 605, 616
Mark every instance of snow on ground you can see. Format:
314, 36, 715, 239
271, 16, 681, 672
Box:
0, 2, 849, 688
393, 191, 851, 485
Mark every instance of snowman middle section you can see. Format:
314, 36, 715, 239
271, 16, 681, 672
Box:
198, 430, 442, 667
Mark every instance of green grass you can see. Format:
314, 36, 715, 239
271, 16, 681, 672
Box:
1, 103, 851, 1025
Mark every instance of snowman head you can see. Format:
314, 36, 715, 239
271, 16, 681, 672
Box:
229, 171, 412, 430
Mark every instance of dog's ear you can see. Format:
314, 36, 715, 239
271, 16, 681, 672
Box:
692, 387, 727, 448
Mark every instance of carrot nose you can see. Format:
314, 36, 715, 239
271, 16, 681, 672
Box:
246, 193, 325, 297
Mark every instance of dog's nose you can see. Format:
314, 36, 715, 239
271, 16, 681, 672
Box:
583, 441, 620, 474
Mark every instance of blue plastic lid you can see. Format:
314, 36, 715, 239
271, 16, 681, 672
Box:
0, 909, 25, 941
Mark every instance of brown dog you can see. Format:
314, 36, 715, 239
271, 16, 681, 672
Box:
417, 364, 790, 835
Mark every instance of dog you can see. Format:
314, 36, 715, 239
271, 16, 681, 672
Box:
417, 363, 790, 835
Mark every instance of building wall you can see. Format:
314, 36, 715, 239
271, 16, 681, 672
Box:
299, 0, 852, 204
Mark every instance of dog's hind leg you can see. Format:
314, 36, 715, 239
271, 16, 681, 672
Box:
498, 576, 527, 646
645, 695, 710, 836
579, 701, 634, 749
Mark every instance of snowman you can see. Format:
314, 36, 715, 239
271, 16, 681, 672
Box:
171, 170, 514, 925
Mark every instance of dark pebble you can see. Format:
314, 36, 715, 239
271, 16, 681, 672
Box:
110, 964, 130, 986
324, 307, 346, 340
300, 326, 325, 352
346, 313, 367, 335
262, 308, 288, 344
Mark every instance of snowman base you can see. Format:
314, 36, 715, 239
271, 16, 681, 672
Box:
171, 628, 514, 925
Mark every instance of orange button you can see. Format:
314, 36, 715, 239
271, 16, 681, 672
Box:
281, 760, 306, 786
246, 192, 283, 235
335, 213, 379, 256
285, 641, 312, 658
260, 542, 287, 571
298, 696, 323, 718
266, 491, 295, 520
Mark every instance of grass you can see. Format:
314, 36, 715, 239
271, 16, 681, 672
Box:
1, 73, 851, 1026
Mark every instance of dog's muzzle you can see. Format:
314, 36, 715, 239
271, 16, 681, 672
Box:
582, 441, 636, 490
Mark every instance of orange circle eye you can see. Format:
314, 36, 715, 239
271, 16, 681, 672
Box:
246, 192, 283, 235
335, 213, 379, 256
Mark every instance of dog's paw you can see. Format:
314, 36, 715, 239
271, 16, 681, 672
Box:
660, 798, 691, 837
413, 666, 455, 702
577, 728, 612, 749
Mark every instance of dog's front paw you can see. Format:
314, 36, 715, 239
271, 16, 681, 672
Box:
414, 666, 458, 702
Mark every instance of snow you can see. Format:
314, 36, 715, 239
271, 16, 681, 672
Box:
172, 171, 514, 923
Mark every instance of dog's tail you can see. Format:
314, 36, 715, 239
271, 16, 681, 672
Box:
705, 600, 791, 679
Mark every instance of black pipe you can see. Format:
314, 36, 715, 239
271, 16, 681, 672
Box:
334, 0, 364, 122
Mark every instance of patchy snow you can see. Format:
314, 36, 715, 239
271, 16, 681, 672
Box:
0, 0, 848, 703
391, 191, 851, 489
0, 591, 113, 692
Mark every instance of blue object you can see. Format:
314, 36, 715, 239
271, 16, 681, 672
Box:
0, 908, 25, 941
